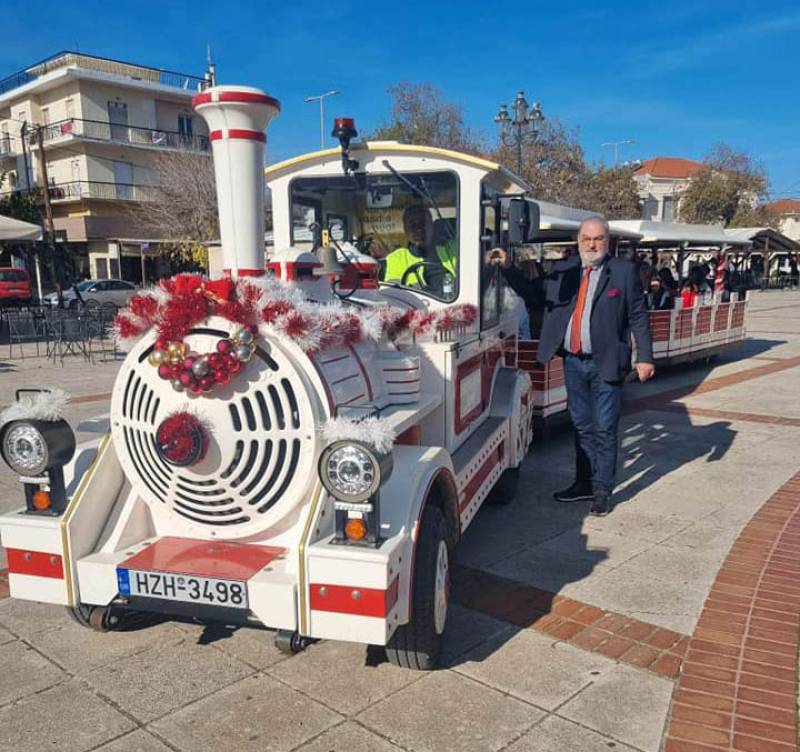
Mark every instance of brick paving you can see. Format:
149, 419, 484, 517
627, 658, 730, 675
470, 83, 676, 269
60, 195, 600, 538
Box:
453, 564, 688, 679
0, 291, 798, 751
663, 472, 800, 752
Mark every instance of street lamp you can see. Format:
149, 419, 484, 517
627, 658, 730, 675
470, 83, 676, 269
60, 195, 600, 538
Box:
494, 91, 544, 175
305, 90, 340, 149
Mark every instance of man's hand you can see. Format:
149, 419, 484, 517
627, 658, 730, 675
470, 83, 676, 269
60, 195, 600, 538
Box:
485, 247, 511, 269
636, 362, 655, 382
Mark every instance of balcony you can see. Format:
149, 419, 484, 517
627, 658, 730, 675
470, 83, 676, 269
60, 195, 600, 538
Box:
40, 118, 210, 153
0, 51, 206, 97
46, 180, 158, 202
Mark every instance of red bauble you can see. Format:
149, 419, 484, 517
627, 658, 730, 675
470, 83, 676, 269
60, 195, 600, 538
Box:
213, 369, 230, 385
228, 358, 242, 374
158, 364, 172, 379
199, 376, 214, 392
182, 356, 195, 371
155, 412, 208, 466
179, 371, 195, 388
208, 352, 223, 369
216, 339, 233, 354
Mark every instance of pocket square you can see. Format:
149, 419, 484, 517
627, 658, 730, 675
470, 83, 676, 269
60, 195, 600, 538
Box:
607, 288, 621, 297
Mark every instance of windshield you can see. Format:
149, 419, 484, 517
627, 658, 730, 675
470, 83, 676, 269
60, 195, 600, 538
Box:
289, 170, 459, 302
0, 270, 28, 283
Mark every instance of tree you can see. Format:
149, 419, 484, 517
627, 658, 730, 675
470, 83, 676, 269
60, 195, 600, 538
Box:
491, 120, 640, 218
126, 150, 218, 267
678, 143, 776, 227
369, 82, 486, 154
585, 164, 642, 220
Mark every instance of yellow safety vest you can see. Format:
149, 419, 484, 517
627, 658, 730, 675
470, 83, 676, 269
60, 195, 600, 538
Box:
383, 241, 457, 285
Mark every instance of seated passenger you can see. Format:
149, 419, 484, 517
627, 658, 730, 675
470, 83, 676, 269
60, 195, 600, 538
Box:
382, 205, 456, 297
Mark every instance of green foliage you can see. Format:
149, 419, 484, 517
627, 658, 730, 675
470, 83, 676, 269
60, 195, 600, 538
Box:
0, 188, 42, 226
678, 143, 777, 227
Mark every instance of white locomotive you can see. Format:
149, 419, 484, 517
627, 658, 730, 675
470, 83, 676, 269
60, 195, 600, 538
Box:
0, 86, 537, 669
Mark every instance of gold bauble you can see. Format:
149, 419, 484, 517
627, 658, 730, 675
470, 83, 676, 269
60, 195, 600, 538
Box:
148, 349, 166, 366
167, 341, 184, 356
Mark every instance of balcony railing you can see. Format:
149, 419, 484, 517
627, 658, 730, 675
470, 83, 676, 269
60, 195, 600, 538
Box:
47, 181, 158, 202
41, 118, 210, 153
0, 51, 206, 97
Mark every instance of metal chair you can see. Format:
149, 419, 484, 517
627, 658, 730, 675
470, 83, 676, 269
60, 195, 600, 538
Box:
7, 313, 43, 359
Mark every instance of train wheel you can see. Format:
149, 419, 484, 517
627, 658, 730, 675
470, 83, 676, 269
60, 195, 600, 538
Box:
486, 466, 520, 505
66, 604, 121, 632
274, 630, 311, 655
386, 506, 449, 670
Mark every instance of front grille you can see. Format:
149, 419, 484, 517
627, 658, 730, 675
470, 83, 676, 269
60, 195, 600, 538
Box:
113, 327, 316, 534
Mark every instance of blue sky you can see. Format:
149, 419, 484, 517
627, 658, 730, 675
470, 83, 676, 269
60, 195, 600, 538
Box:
4, 0, 800, 197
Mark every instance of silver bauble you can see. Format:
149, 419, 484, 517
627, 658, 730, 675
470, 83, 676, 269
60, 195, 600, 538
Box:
235, 345, 253, 362
237, 329, 255, 346
171, 379, 185, 392
192, 360, 209, 377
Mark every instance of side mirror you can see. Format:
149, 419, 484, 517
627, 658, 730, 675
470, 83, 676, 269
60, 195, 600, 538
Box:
507, 197, 540, 245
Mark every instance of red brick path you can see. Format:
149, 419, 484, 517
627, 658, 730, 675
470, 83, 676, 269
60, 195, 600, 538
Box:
663, 472, 800, 752
453, 565, 688, 679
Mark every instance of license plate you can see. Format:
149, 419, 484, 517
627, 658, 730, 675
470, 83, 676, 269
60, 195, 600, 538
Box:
117, 569, 248, 609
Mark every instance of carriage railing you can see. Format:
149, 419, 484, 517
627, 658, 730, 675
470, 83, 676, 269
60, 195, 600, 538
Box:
518, 298, 748, 418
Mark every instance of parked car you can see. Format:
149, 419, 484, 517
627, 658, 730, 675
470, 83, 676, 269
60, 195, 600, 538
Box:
43, 279, 137, 309
0, 267, 32, 306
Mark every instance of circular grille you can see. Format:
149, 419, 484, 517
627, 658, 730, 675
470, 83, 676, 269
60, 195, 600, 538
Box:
111, 321, 319, 538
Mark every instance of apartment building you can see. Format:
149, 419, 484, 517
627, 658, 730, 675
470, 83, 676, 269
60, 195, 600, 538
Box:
633, 157, 704, 222
0, 51, 210, 282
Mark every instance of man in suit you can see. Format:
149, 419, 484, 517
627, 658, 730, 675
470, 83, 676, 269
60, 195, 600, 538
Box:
495, 216, 655, 515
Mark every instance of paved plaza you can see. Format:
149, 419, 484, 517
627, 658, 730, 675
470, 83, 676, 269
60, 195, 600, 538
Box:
0, 292, 799, 751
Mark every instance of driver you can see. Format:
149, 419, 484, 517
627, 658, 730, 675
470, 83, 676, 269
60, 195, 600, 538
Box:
382, 205, 456, 294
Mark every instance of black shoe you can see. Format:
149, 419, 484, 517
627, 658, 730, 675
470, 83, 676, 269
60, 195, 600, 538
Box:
554, 481, 594, 503
589, 494, 611, 517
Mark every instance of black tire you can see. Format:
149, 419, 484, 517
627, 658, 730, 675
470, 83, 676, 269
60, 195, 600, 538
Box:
66, 603, 94, 628
486, 466, 520, 505
386, 505, 449, 670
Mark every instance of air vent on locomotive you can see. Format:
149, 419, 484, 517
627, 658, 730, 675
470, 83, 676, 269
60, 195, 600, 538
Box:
110, 320, 319, 538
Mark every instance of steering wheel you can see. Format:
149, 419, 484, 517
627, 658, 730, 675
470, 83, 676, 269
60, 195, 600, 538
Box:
400, 261, 448, 290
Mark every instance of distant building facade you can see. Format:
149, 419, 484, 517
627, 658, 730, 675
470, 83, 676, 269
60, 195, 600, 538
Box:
633, 157, 704, 222
766, 199, 800, 242
0, 51, 210, 282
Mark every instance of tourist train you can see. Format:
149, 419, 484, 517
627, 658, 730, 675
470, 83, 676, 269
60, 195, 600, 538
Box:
0, 84, 746, 669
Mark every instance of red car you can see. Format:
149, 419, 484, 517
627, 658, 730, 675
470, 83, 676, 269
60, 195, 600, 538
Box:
0, 267, 32, 305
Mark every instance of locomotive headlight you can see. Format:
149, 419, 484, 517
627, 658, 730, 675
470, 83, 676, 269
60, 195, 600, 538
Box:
319, 441, 393, 503
2, 423, 49, 475
0, 419, 75, 477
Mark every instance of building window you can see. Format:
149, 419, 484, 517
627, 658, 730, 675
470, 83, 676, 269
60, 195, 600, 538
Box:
641, 197, 658, 221
65, 99, 75, 120
178, 115, 193, 140
662, 196, 674, 222
96, 257, 109, 279
41, 107, 50, 125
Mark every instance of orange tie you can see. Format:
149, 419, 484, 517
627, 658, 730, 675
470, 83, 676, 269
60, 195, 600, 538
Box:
569, 266, 592, 354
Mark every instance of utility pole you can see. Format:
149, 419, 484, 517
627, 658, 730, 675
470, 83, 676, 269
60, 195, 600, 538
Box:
305, 91, 339, 149
35, 126, 63, 305
601, 139, 634, 166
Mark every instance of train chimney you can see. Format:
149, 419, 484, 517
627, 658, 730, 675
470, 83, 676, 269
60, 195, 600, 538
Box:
192, 86, 280, 279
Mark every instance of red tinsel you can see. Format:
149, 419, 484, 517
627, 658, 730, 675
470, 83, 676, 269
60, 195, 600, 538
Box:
114, 272, 479, 354
155, 411, 209, 466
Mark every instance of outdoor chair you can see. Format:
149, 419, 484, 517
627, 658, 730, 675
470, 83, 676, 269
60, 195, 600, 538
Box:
7, 313, 44, 359
50, 315, 91, 365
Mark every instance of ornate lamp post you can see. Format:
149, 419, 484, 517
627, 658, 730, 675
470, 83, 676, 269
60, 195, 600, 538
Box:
494, 91, 544, 175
